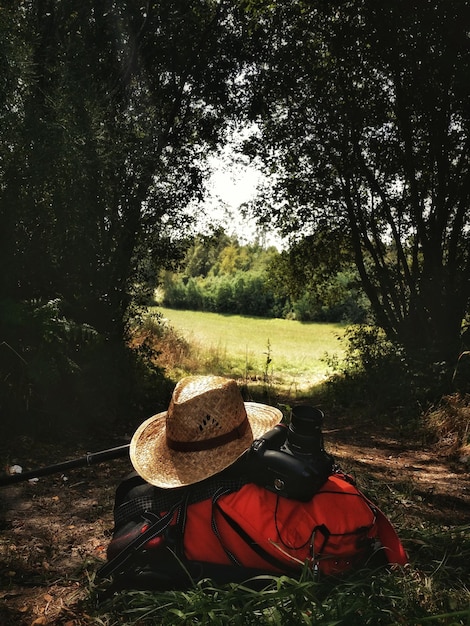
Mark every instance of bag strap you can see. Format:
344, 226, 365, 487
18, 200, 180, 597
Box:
361, 497, 408, 565
113, 472, 251, 529
97, 498, 183, 579
211, 488, 300, 575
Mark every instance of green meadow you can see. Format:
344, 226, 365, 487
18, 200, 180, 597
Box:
153, 307, 346, 391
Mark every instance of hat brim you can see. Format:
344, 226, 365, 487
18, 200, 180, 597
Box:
130, 402, 282, 488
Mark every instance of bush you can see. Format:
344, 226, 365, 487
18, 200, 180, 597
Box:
422, 393, 470, 458
0, 297, 101, 434
131, 311, 279, 382
325, 325, 421, 417
161, 271, 282, 318
0, 299, 175, 439
291, 272, 369, 323
325, 324, 463, 426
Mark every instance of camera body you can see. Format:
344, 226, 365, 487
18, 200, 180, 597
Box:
247, 406, 334, 501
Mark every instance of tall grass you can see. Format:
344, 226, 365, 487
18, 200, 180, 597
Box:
91, 518, 470, 625
150, 307, 346, 394
88, 468, 470, 624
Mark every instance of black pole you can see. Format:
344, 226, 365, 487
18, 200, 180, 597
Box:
0, 444, 130, 487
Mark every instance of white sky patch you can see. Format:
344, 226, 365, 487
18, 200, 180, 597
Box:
204, 158, 260, 238
208, 155, 262, 207
193, 151, 284, 249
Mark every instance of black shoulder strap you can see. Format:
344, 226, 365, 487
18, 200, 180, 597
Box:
98, 498, 183, 579
211, 489, 300, 575
102, 471, 274, 581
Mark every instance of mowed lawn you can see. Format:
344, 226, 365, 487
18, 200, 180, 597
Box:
154, 306, 346, 388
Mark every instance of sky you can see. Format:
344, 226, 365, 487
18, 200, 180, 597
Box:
196, 150, 285, 249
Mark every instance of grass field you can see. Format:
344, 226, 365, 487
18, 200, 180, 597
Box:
152, 307, 346, 392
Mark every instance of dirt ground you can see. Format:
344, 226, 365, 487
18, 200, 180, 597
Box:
0, 411, 469, 626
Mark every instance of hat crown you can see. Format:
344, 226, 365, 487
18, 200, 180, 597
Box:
130, 374, 282, 488
166, 376, 247, 444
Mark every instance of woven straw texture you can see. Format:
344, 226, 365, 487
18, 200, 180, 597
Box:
130, 376, 282, 488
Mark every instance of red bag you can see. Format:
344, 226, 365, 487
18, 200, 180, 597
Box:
183, 473, 407, 576
100, 471, 407, 586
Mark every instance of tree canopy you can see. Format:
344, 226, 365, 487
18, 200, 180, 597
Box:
241, 0, 470, 370
1, 0, 244, 333
2, 0, 469, 428
0, 0, 245, 426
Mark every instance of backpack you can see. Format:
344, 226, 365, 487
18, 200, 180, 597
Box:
98, 468, 407, 589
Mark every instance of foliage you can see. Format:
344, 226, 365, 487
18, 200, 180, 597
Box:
159, 231, 367, 321
0, 297, 96, 431
159, 230, 284, 316
129, 312, 194, 381
266, 230, 370, 322
241, 0, 470, 375
324, 324, 457, 418
161, 270, 278, 317
0, 1, 244, 429
0, 298, 171, 435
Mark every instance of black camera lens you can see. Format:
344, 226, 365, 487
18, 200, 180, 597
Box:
285, 405, 324, 456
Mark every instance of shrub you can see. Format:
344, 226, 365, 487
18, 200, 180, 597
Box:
0, 297, 101, 434
422, 393, 470, 458
325, 325, 419, 417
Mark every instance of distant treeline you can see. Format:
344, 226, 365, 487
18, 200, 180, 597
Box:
158, 230, 369, 323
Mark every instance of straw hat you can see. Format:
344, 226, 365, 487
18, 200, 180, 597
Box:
130, 375, 282, 488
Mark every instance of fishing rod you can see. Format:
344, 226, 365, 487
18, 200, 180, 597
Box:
0, 443, 130, 487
